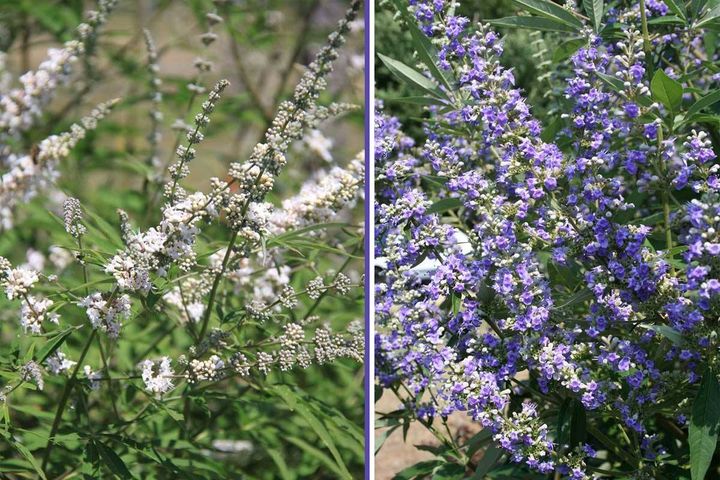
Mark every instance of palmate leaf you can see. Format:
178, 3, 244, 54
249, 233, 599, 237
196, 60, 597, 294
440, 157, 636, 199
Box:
689, 370, 720, 480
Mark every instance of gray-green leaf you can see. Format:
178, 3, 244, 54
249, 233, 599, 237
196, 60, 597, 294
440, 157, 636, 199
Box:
689, 371, 720, 480
583, 0, 604, 31
489, 15, 579, 33
377, 53, 445, 100
509, 0, 584, 30
651, 69, 684, 114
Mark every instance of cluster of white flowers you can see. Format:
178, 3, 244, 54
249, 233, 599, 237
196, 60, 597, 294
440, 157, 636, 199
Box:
63, 197, 86, 238
304, 129, 334, 162
21, 361, 44, 391
1, 264, 38, 300
163, 276, 211, 323
83, 365, 103, 390
1, 100, 117, 231
0, 0, 116, 138
140, 357, 174, 395
187, 355, 225, 383
78, 292, 132, 338
0, 0, 117, 231
20, 296, 59, 335
306, 276, 326, 300
106, 190, 219, 292
314, 321, 364, 364
46, 351, 77, 376
269, 152, 364, 234
0, 259, 61, 335
143, 29, 164, 180
277, 323, 310, 371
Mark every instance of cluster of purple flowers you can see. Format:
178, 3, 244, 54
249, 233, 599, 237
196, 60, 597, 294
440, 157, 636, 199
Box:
376, 0, 720, 477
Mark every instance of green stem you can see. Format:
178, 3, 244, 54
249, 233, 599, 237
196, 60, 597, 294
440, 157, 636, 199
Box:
656, 125, 675, 274
197, 231, 238, 343
639, 0, 654, 78
42, 329, 97, 472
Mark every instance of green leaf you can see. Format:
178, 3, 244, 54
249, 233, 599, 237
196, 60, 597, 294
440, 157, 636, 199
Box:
35, 327, 79, 363
645, 324, 685, 346
489, 15, 579, 32
648, 14, 686, 24
509, 0, 584, 29
541, 116, 563, 142
471, 444, 503, 479
596, 72, 653, 106
662, 0, 688, 21
689, 370, 720, 480
569, 401, 587, 447
285, 436, 349, 479
687, 89, 720, 118
432, 463, 466, 479
583, 0, 604, 31
697, 3, 720, 27
387, 96, 445, 106
651, 69, 684, 114
4, 435, 46, 480
465, 429, 494, 458
377, 53, 444, 99
271, 385, 353, 480
427, 197, 462, 214
266, 448, 294, 480
390, 0, 454, 92
393, 460, 444, 480
552, 38, 586, 62
96, 441, 134, 479
705, 31, 718, 58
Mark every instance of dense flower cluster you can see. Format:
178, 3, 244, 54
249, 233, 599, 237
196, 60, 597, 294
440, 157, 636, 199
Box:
376, 0, 720, 477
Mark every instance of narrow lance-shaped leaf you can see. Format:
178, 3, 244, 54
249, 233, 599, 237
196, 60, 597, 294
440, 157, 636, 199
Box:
689, 370, 720, 480
390, 0, 454, 91
687, 89, 720, 118
583, 0, 604, 31
377, 53, 446, 100
697, 3, 720, 27
489, 16, 579, 33
509, 0, 584, 30
662, 0, 688, 21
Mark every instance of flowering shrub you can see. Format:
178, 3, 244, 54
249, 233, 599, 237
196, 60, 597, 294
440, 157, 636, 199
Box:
375, 0, 720, 478
0, 0, 365, 478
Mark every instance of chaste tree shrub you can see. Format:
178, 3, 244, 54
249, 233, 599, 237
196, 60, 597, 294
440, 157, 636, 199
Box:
375, 0, 720, 478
